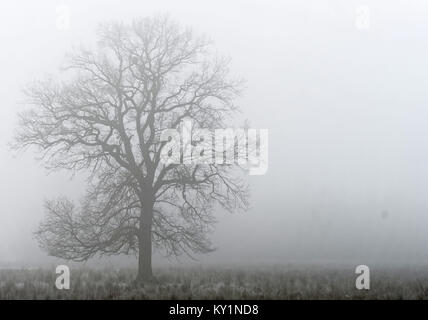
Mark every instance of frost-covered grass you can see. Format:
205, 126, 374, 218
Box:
1, 266, 428, 299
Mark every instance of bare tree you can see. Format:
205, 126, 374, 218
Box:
13, 16, 249, 282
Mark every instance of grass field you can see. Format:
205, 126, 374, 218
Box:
1, 266, 428, 299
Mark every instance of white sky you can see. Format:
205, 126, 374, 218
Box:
1, 0, 428, 267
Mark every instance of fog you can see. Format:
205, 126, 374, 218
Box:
1, 0, 428, 268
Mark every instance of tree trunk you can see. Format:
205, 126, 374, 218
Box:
137, 202, 154, 283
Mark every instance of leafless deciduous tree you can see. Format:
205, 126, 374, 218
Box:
13, 16, 249, 282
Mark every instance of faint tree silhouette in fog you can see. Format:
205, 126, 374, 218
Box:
13, 16, 249, 282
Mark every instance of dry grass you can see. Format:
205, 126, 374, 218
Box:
1, 266, 428, 299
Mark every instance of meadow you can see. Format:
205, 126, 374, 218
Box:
1, 265, 428, 300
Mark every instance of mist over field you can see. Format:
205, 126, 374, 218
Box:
1, 0, 428, 273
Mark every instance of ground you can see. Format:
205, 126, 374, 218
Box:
1, 265, 428, 299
